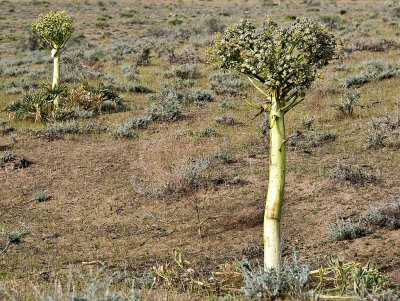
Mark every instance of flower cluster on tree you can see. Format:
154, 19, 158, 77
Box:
31, 10, 75, 52
209, 16, 338, 112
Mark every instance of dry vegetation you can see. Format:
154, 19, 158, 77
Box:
0, 0, 400, 299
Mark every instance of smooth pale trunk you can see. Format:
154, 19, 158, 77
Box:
264, 100, 286, 270
52, 52, 60, 108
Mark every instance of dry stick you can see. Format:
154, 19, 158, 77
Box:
0, 241, 11, 255
397, 99, 400, 128
142, 207, 180, 225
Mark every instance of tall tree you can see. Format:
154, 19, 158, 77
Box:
209, 17, 338, 269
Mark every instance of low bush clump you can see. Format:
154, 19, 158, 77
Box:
147, 88, 184, 122
330, 160, 377, 185
208, 72, 246, 96
164, 63, 199, 79
330, 90, 361, 117
134, 156, 211, 199
343, 38, 399, 53
186, 88, 213, 106
238, 253, 310, 300
33, 190, 51, 202
5, 83, 125, 122
340, 60, 400, 88
366, 201, 400, 228
326, 215, 368, 241
367, 114, 399, 148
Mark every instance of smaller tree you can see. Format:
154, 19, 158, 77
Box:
31, 11, 75, 108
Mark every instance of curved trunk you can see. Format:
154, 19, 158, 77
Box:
264, 98, 286, 270
52, 51, 60, 108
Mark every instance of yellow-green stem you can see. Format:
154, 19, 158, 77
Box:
264, 96, 286, 270
52, 51, 60, 108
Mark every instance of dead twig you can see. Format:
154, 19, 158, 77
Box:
0, 241, 11, 255
142, 207, 180, 225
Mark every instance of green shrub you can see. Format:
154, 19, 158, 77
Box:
0, 151, 15, 164
326, 215, 368, 241
238, 253, 309, 299
366, 201, 400, 228
209, 72, 245, 95
128, 81, 152, 93
187, 88, 213, 106
34, 190, 51, 202
301, 116, 315, 130
168, 19, 183, 26
331, 90, 361, 117
331, 160, 377, 185
164, 64, 199, 79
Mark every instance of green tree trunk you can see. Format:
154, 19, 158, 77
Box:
52, 51, 60, 108
264, 98, 286, 270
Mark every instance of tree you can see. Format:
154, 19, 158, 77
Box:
31, 11, 75, 108
209, 17, 338, 270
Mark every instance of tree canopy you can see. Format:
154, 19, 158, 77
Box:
209, 17, 338, 112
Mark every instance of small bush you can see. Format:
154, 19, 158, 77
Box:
148, 100, 182, 122
128, 81, 152, 93
319, 15, 346, 30
135, 156, 211, 199
202, 17, 226, 35
343, 38, 399, 53
33, 189, 51, 202
219, 100, 235, 109
186, 88, 213, 106
366, 201, 400, 228
109, 127, 139, 139
198, 128, 218, 137
326, 215, 368, 241
301, 116, 315, 130
339, 74, 368, 88
121, 64, 139, 81
1, 223, 31, 244
213, 139, 235, 163
330, 160, 377, 185
214, 115, 240, 126
1, 151, 15, 164
209, 72, 245, 96
136, 48, 151, 66
305, 130, 338, 146
330, 90, 361, 116
168, 19, 183, 26
36, 266, 150, 300
367, 114, 399, 148
164, 63, 199, 79
47, 121, 80, 134
147, 89, 184, 122
238, 253, 310, 299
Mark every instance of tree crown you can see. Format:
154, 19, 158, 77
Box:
209, 17, 338, 109
31, 11, 75, 50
